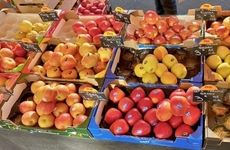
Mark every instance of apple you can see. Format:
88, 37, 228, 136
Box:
183, 105, 201, 126
55, 113, 73, 130
15, 57, 26, 65
109, 119, 129, 135
93, 34, 103, 45
85, 21, 97, 30
169, 35, 182, 44
164, 28, 176, 41
70, 103, 86, 118
38, 114, 55, 128
95, 16, 107, 25
137, 97, 153, 113
169, 115, 183, 128
73, 26, 88, 35
66, 93, 81, 106
130, 87, 146, 103
223, 17, 230, 30
156, 19, 168, 34
166, 16, 179, 27
81, 0, 89, 7
53, 102, 69, 117
104, 27, 115, 32
175, 124, 193, 137
109, 87, 125, 103
144, 10, 159, 25
153, 35, 166, 45
85, 3, 93, 10
66, 83, 77, 93
46, 67, 61, 78
104, 108, 122, 125
42, 85, 57, 102
144, 24, 158, 40
41, 51, 53, 63
55, 85, 69, 101
172, 23, 185, 33
144, 108, 158, 126
156, 100, 172, 121
21, 111, 39, 127
60, 54, 77, 71
12, 44, 26, 57
112, 21, 123, 33
132, 120, 151, 137
61, 69, 78, 79
19, 101, 36, 113
72, 21, 84, 29
63, 43, 78, 56
88, 27, 102, 37
1, 57, 16, 70
170, 89, 186, 99
48, 52, 63, 67
32, 65, 46, 76
179, 29, 192, 40
76, 34, 92, 46
125, 108, 142, 126
216, 26, 230, 39
98, 20, 111, 32
98, 2, 105, 9
118, 97, 134, 113
78, 6, 86, 13
154, 122, 173, 139
0, 48, 14, 58
134, 29, 145, 39
90, 6, 97, 13
188, 21, 200, 32
148, 89, 165, 104
170, 96, 190, 116
73, 114, 88, 127
36, 101, 56, 116
186, 86, 201, 105
95, 9, 102, 14
31, 80, 45, 94
138, 37, 151, 44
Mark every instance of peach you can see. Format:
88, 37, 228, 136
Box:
34, 86, 46, 104
79, 43, 97, 57
61, 69, 78, 79
48, 52, 63, 67
54, 113, 73, 130
0, 48, 14, 58
156, 100, 172, 121
79, 69, 94, 79
36, 101, 56, 116
53, 102, 69, 117
70, 103, 86, 118
73, 114, 88, 127
32, 65, 46, 76
153, 46, 168, 61
54, 43, 65, 53
76, 34, 92, 46
30, 80, 46, 94
41, 51, 53, 63
63, 43, 78, 56
98, 47, 112, 63
38, 114, 55, 128
1, 57, 16, 70
93, 61, 107, 73
60, 54, 77, 71
55, 84, 69, 101
160, 72, 178, 85
81, 53, 99, 69
66, 93, 81, 106
19, 101, 36, 113
42, 85, 57, 102
21, 111, 39, 127
66, 83, 77, 93
46, 67, 62, 78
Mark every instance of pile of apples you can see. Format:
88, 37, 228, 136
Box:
0, 41, 29, 72
72, 16, 123, 45
19, 81, 96, 130
134, 46, 187, 85
77, 0, 106, 15
126, 10, 201, 45
206, 45, 230, 82
15, 20, 50, 43
32, 42, 112, 79
206, 17, 230, 45
104, 86, 201, 139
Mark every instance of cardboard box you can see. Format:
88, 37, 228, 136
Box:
89, 79, 204, 150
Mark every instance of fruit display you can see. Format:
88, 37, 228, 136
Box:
204, 84, 230, 140
109, 46, 202, 84
0, 41, 36, 73
52, 14, 123, 45
0, 13, 51, 43
3, 80, 97, 137
124, 10, 201, 49
88, 81, 203, 149
77, 0, 107, 15
32, 42, 112, 82
205, 45, 230, 82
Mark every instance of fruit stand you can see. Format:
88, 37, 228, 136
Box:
1, 1, 230, 150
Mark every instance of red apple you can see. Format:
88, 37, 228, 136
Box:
90, 6, 97, 12
104, 108, 122, 125
175, 124, 193, 137
179, 29, 192, 40
95, 16, 107, 25
138, 37, 151, 44
164, 28, 176, 41
78, 6, 86, 13
54, 113, 73, 130
88, 27, 102, 37
134, 29, 145, 39
98, 20, 111, 32
137, 97, 153, 113
118, 97, 134, 113
130, 87, 146, 103
166, 16, 179, 27
144, 24, 158, 40
156, 100, 172, 122
125, 108, 142, 126
183, 105, 201, 126
81, 0, 89, 7
170, 96, 190, 116
132, 120, 151, 137
144, 10, 159, 25
149, 89, 165, 104
153, 35, 166, 45
83, 9, 91, 15
73, 114, 88, 127
172, 23, 185, 33
85, 21, 97, 30
72, 21, 84, 29
154, 122, 173, 139
73, 26, 88, 35
169, 115, 183, 128
188, 21, 200, 32
98, 2, 105, 9
170, 89, 186, 99
12, 44, 26, 57
144, 108, 158, 126
112, 21, 123, 33
93, 34, 103, 45
109, 119, 129, 135
109, 87, 125, 103
95, 9, 103, 14
85, 3, 93, 10
156, 19, 169, 34
169, 35, 182, 44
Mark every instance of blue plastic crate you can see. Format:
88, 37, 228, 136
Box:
88, 79, 204, 150
105, 48, 204, 84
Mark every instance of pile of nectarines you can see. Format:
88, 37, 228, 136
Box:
19, 81, 96, 130
103, 86, 201, 139
32, 42, 112, 79
126, 10, 200, 45
134, 46, 187, 84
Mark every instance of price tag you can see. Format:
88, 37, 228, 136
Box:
113, 7, 130, 24
20, 42, 41, 52
189, 45, 217, 56
193, 90, 224, 102
79, 92, 107, 101
39, 11, 59, 22
195, 9, 217, 21
101, 36, 123, 48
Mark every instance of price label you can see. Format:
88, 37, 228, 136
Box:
195, 9, 217, 21
193, 90, 224, 102
189, 45, 217, 56
20, 42, 41, 52
79, 92, 107, 101
39, 11, 59, 22
101, 36, 123, 48
113, 11, 130, 24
